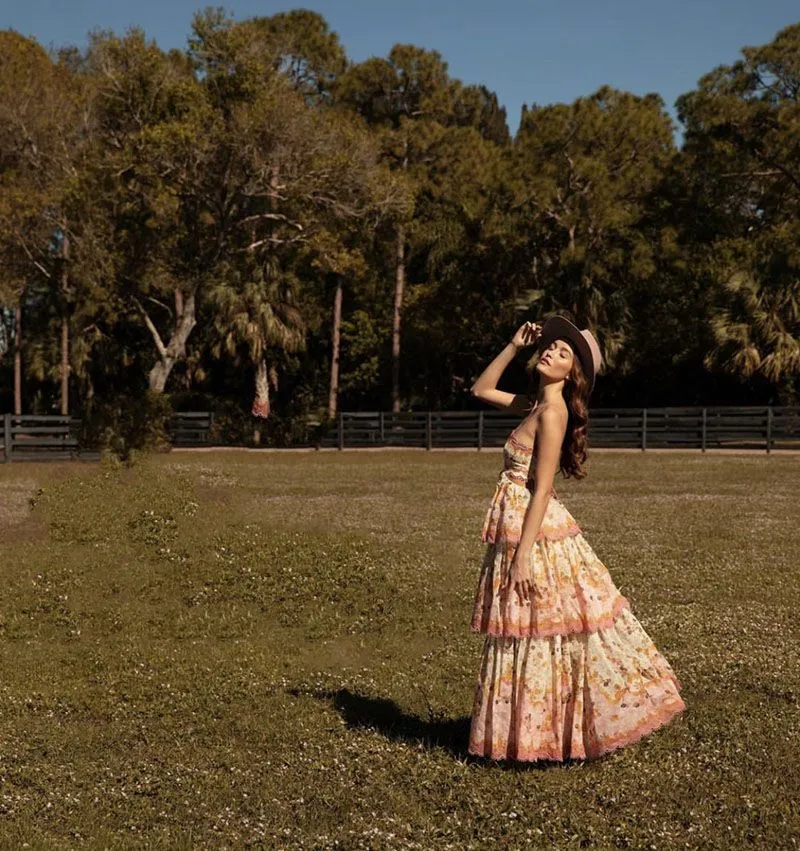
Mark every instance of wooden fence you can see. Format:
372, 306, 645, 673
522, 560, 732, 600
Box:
3, 408, 799, 460
170, 412, 214, 447
319, 407, 800, 452
2, 414, 81, 462
1, 412, 214, 462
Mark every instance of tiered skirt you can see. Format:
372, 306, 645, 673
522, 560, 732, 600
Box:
469, 486, 686, 762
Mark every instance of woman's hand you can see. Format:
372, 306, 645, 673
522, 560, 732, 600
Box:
508, 549, 533, 605
511, 321, 543, 351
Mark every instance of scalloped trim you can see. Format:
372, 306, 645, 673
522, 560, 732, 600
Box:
468, 687, 686, 763
471, 593, 632, 638
481, 523, 583, 545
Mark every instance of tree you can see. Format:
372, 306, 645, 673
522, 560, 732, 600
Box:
251, 9, 347, 106
0, 30, 98, 415
401, 124, 517, 408
207, 258, 304, 434
336, 45, 507, 411
337, 46, 454, 412
84, 26, 214, 395
190, 11, 405, 420
509, 85, 677, 373
704, 262, 800, 402
676, 23, 800, 401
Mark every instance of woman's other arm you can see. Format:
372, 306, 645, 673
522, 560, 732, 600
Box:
470, 342, 529, 411
470, 323, 541, 412
517, 406, 566, 552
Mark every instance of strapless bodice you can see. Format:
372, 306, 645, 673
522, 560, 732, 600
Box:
480, 426, 581, 545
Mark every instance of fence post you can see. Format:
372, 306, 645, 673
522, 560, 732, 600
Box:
477, 410, 483, 451
3, 414, 10, 463
426, 411, 432, 450
641, 408, 647, 451
766, 406, 772, 454
701, 407, 707, 453
338, 410, 344, 450
379, 411, 385, 445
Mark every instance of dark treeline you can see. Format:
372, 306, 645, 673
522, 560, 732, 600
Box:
0, 10, 798, 449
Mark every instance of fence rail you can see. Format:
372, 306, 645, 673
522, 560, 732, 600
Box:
319, 407, 800, 452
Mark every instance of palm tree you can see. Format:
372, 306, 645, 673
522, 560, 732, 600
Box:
704, 268, 800, 403
208, 259, 306, 437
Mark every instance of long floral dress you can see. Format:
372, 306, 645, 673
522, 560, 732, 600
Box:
469, 425, 686, 761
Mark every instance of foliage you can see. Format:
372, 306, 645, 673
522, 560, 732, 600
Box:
78, 388, 174, 461
1, 17, 799, 436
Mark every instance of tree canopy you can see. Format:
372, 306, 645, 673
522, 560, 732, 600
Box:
0, 15, 797, 449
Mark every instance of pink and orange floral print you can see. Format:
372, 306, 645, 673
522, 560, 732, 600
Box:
468, 425, 685, 761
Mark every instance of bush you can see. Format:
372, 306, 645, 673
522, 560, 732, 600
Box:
78, 390, 173, 462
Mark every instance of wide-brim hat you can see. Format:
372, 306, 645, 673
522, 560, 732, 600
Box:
536, 315, 603, 396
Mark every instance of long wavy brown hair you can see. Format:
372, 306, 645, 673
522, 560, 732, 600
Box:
525, 339, 590, 480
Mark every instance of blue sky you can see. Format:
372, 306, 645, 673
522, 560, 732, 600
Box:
5, 0, 799, 139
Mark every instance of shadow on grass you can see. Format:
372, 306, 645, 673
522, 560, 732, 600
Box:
288, 687, 578, 770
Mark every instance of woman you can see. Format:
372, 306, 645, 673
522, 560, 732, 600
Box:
468, 315, 685, 762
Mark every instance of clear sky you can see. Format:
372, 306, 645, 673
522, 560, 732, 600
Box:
4, 0, 799, 139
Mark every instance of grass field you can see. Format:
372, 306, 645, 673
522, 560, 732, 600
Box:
0, 448, 798, 849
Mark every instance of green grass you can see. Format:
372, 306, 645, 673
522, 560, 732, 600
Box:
0, 449, 798, 849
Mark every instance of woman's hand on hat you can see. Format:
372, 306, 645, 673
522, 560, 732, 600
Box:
511, 322, 542, 351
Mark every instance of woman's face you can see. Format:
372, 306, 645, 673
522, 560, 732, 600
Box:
536, 337, 574, 382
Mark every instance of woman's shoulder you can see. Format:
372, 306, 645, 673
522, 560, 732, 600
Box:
535, 400, 568, 423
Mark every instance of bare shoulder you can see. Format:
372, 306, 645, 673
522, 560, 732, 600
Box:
536, 402, 568, 435
517, 399, 567, 444
539, 401, 568, 421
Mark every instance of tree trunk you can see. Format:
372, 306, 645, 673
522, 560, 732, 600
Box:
0, 310, 10, 367
146, 289, 197, 393
251, 160, 281, 439
391, 138, 409, 414
60, 231, 70, 416
391, 223, 405, 414
252, 357, 270, 419
60, 316, 69, 415
328, 276, 343, 419
13, 300, 22, 416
